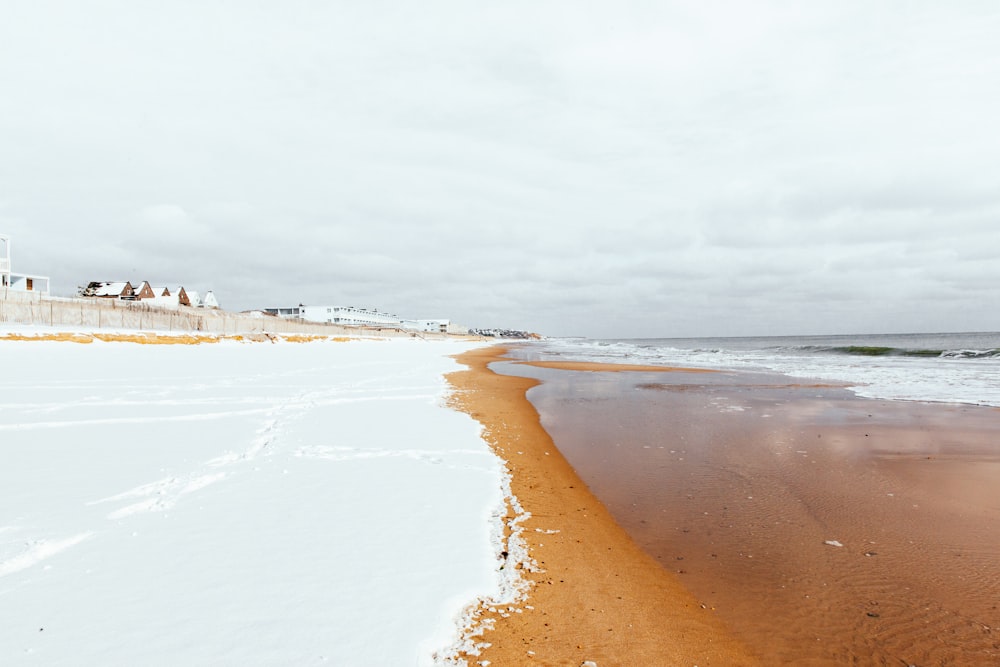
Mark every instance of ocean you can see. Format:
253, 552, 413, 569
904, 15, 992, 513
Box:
499, 333, 1000, 663
523, 331, 1000, 407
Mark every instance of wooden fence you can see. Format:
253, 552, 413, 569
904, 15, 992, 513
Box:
0, 290, 433, 338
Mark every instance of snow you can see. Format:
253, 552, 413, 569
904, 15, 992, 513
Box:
0, 334, 511, 666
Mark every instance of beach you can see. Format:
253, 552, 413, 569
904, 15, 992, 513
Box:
4, 330, 997, 665
0, 333, 508, 666
453, 343, 1000, 665
448, 346, 758, 666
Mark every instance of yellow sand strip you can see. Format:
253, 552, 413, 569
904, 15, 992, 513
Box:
447, 345, 758, 666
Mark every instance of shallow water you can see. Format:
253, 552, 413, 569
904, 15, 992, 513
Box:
533, 332, 1000, 407
496, 359, 1000, 665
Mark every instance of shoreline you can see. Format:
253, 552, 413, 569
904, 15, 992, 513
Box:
481, 349, 1000, 665
447, 345, 759, 666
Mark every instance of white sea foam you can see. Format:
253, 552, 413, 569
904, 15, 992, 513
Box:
533, 333, 1000, 407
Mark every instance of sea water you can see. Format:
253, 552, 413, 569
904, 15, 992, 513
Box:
528, 332, 1000, 407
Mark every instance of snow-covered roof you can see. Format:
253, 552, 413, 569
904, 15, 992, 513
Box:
202, 291, 220, 308
89, 281, 132, 296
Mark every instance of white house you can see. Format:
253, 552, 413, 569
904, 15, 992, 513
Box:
144, 286, 197, 308
401, 319, 469, 335
148, 286, 179, 308
321, 306, 400, 326
1, 233, 51, 294
131, 281, 156, 300
266, 305, 305, 319
264, 305, 402, 327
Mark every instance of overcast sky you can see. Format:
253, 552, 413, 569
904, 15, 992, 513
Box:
2, 1, 998, 338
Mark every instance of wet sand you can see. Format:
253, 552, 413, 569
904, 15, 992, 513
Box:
495, 352, 1000, 665
448, 346, 759, 666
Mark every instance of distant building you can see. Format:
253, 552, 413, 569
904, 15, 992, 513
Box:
266, 305, 305, 319
263, 305, 470, 332
401, 319, 469, 335
0, 233, 51, 294
141, 286, 189, 308
468, 328, 537, 339
82, 282, 199, 308
264, 305, 402, 327
148, 286, 179, 308
81, 281, 136, 299
174, 286, 192, 307
132, 281, 156, 300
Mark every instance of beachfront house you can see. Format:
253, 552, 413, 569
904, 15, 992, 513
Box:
264, 305, 402, 327
174, 286, 192, 307
135, 284, 199, 308
80, 281, 136, 300
262, 304, 468, 332
0, 233, 51, 294
401, 319, 470, 335
147, 286, 176, 308
266, 305, 306, 319
138, 286, 173, 308
132, 281, 156, 300
81, 281, 200, 307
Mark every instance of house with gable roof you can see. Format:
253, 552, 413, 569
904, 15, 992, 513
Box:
78, 276, 210, 310
148, 286, 176, 307
174, 286, 191, 307
186, 290, 202, 308
132, 281, 156, 300
80, 281, 198, 307
136, 285, 171, 307
148, 286, 193, 308
80, 281, 136, 299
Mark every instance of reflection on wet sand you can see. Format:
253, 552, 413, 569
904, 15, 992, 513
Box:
499, 359, 1000, 666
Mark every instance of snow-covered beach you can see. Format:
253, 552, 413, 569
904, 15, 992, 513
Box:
0, 333, 512, 666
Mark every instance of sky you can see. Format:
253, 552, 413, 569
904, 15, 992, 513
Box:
2, 1, 999, 338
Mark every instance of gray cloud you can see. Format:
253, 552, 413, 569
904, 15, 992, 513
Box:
2, 1, 999, 337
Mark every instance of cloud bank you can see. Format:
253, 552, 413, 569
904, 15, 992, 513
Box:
2, 1, 999, 337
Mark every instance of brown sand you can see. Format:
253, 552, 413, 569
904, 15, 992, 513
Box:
510, 358, 1000, 666
447, 346, 759, 666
